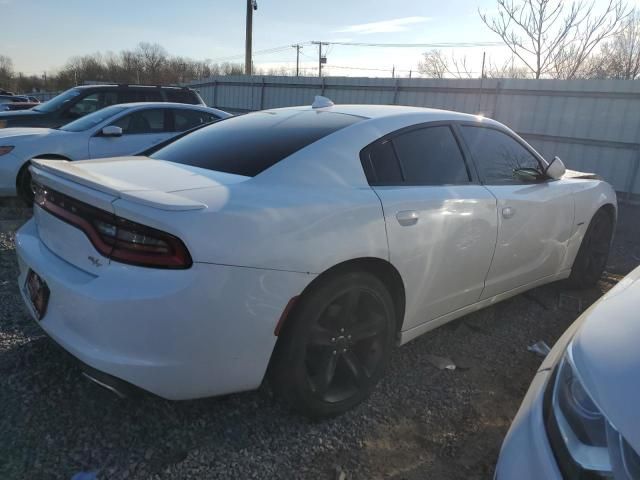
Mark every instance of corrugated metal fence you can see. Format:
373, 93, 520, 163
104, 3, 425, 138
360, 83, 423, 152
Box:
28, 77, 640, 196
186, 76, 640, 197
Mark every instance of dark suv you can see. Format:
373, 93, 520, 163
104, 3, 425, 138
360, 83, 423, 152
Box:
0, 84, 205, 129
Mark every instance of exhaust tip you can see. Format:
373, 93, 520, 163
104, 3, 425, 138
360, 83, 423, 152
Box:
81, 371, 127, 399
78, 364, 142, 399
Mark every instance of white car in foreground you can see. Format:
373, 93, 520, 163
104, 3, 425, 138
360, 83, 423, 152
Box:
16, 101, 616, 417
496, 264, 640, 479
0, 102, 229, 202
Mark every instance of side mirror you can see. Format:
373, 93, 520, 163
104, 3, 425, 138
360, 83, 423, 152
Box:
545, 156, 566, 180
101, 125, 123, 137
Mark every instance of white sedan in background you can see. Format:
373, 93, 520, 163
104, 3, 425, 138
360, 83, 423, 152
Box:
496, 264, 640, 479
0, 102, 230, 201
16, 100, 616, 418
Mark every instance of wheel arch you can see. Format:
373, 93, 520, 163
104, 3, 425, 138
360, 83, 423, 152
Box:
280, 256, 407, 339
599, 202, 616, 224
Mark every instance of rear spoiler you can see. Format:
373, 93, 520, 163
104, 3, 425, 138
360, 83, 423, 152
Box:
30, 158, 207, 211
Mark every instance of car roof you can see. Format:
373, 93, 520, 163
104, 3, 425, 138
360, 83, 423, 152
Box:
265, 104, 487, 123
106, 102, 211, 109
73, 84, 193, 91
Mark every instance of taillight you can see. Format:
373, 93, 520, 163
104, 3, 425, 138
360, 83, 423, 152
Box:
33, 182, 192, 269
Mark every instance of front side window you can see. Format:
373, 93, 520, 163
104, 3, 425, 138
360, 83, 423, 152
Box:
64, 91, 118, 118
460, 126, 542, 184
361, 125, 470, 186
59, 105, 128, 132
112, 109, 167, 134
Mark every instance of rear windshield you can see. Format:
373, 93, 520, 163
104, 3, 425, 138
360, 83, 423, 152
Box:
33, 88, 82, 113
150, 109, 362, 177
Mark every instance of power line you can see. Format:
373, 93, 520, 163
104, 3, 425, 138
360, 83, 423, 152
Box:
313, 41, 503, 48
210, 43, 311, 63
210, 39, 501, 64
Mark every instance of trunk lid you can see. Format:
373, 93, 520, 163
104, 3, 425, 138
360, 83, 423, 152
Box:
29, 157, 249, 273
31, 157, 248, 211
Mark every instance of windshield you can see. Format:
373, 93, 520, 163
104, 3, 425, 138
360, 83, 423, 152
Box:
33, 88, 82, 113
60, 105, 128, 132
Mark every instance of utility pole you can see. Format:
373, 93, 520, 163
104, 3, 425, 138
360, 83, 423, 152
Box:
245, 0, 258, 75
293, 44, 302, 77
481, 51, 486, 79
392, 65, 395, 78
311, 41, 327, 77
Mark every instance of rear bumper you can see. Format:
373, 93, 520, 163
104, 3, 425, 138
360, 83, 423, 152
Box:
16, 218, 314, 400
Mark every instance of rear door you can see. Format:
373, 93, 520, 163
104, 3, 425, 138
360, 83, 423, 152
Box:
364, 124, 498, 330
457, 125, 574, 299
88, 108, 174, 158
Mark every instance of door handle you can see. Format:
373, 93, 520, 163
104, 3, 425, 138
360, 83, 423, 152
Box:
396, 210, 419, 226
502, 207, 516, 219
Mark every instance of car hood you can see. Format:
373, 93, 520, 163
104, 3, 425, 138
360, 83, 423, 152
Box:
571, 265, 640, 449
0, 127, 58, 140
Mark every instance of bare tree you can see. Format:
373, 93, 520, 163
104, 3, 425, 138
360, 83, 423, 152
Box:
480, 0, 630, 79
136, 42, 168, 83
418, 49, 474, 78
0, 54, 14, 89
486, 55, 532, 78
418, 50, 448, 78
585, 11, 640, 79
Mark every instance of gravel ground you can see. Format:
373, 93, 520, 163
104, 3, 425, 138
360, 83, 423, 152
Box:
1, 198, 639, 480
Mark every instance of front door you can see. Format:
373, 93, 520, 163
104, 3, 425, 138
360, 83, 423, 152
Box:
457, 125, 574, 299
89, 108, 173, 158
363, 124, 498, 330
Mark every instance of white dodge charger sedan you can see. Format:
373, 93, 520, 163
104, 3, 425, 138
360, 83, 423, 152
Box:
0, 102, 229, 202
496, 264, 640, 480
15, 101, 616, 417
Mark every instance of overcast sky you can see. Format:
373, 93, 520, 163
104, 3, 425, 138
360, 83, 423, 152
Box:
1, 0, 638, 78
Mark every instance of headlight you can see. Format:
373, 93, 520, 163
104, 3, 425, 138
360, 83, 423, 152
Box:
546, 346, 640, 479
0, 146, 14, 156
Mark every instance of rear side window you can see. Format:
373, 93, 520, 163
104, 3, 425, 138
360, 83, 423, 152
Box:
366, 140, 403, 184
393, 126, 469, 185
361, 125, 470, 186
150, 110, 362, 177
118, 89, 163, 103
171, 109, 217, 132
165, 89, 199, 104
460, 126, 542, 184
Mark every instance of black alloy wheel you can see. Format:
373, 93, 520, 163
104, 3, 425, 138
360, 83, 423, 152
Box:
270, 271, 395, 418
568, 208, 614, 288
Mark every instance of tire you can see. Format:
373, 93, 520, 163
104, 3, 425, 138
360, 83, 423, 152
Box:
16, 165, 34, 206
270, 271, 396, 418
567, 208, 614, 288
